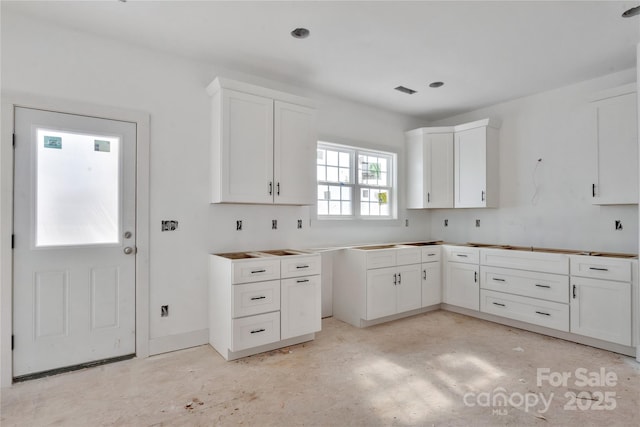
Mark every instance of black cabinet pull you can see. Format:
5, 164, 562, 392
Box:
398, 273, 402, 284
250, 328, 266, 334
427, 253, 436, 257
423, 270, 427, 280
296, 265, 310, 269
474, 271, 478, 283
269, 182, 273, 195
393, 273, 397, 285
250, 296, 266, 301
572, 284, 577, 299
592, 183, 596, 198
277, 182, 280, 195
457, 254, 468, 258
481, 190, 485, 201
589, 267, 609, 272
535, 284, 551, 289
493, 302, 505, 307
251, 269, 266, 274
427, 192, 430, 203
492, 278, 505, 282
536, 311, 551, 316
296, 279, 309, 283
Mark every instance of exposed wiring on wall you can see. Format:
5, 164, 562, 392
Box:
531, 158, 543, 206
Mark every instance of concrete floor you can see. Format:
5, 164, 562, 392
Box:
1, 311, 639, 426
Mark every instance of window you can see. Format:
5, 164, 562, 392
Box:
317, 142, 395, 219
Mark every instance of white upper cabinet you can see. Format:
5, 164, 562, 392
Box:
406, 128, 454, 208
454, 119, 500, 208
208, 77, 316, 205
590, 84, 638, 205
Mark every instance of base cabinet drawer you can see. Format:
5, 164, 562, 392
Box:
481, 266, 569, 303
231, 312, 281, 352
281, 255, 321, 278
232, 259, 280, 284
570, 256, 632, 282
481, 290, 569, 332
232, 280, 281, 318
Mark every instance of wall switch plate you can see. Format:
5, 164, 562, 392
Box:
161, 220, 178, 231
615, 220, 623, 230
444, 219, 448, 227
476, 219, 481, 227
236, 220, 243, 231
272, 219, 278, 230
297, 219, 303, 229
161, 305, 169, 317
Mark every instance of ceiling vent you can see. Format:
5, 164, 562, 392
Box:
394, 86, 417, 95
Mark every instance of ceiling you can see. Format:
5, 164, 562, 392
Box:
3, 1, 639, 121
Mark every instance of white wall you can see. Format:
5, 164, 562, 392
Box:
427, 69, 638, 253
0, 11, 429, 348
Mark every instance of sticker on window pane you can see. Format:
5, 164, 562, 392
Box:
94, 139, 111, 153
378, 191, 388, 204
44, 136, 62, 149
362, 189, 369, 198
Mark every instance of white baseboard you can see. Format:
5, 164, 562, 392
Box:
148, 329, 209, 356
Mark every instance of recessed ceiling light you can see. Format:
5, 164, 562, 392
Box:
622, 5, 640, 17
429, 81, 445, 88
394, 86, 417, 95
291, 28, 310, 39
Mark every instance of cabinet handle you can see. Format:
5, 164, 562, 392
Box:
269, 182, 273, 195
474, 271, 478, 283
277, 182, 280, 196
296, 265, 310, 269
398, 273, 402, 284
427, 253, 436, 257
423, 270, 427, 280
393, 273, 397, 285
589, 267, 609, 272
250, 296, 266, 301
493, 302, 505, 307
427, 192, 430, 203
251, 269, 266, 274
250, 328, 266, 334
492, 278, 505, 282
457, 254, 468, 258
536, 311, 551, 316
296, 279, 310, 283
572, 284, 577, 299
535, 284, 551, 289
481, 190, 485, 201
592, 183, 596, 198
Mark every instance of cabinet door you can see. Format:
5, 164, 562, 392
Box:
220, 89, 274, 203
427, 133, 454, 208
366, 267, 397, 320
570, 277, 631, 346
592, 91, 638, 205
445, 262, 480, 310
273, 101, 317, 205
455, 127, 487, 208
396, 264, 422, 313
422, 262, 442, 307
405, 132, 427, 208
281, 276, 321, 340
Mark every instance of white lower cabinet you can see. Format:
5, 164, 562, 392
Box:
366, 264, 421, 320
445, 262, 480, 310
210, 252, 321, 360
481, 290, 569, 332
570, 277, 631, 346
422, 262, 442, 307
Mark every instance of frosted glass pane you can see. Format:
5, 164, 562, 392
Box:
326, 150, 339, 166
339, 152, 350, 167
36, 129, 120, 247
317, 165, 326, 181
326, 166, 339, 182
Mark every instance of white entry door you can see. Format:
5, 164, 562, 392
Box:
13, 107, 137, 378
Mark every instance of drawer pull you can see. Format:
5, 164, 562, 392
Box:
536, 311, 551, 316
457, 254, 468, 258
589, 267, 609, 272
427, 253, 436, 257
535, 284, 551, 289
250, 328, 266, 334
296, 265, 310, 269
296, 279, 310, 283
492, 278, 506, 282
493, 302, 506, 307
250, 296, 266, 301
250, 269, 267, 274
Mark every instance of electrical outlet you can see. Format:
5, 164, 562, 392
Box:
615, 220, 623, 230
161, 220, 178, 232
161, 305, 169, 317
476, 219, 481, 227
444, 219, 448, 227
297, 219, 303, 229
236, 220, 243, 231
272, 219, 278, 230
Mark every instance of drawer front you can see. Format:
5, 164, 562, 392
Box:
232, 280, 281, 318
366, 250, 397, 269
421, 246, 441, 263
231, 311, 280, 352
481, 248, 569, 275
570, 256, 632, 282
481, 289, 569, 332
481, 266, 569, 303
396, 247, 422, 266
232, 259, 281, 284
281, 255, 321, 278
445, 246, 480, 264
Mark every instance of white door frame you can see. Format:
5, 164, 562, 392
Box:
1, 93, 150, 387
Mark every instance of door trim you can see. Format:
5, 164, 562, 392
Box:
1, 92, 150, 387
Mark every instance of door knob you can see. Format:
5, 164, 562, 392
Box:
124, 246, 135, 255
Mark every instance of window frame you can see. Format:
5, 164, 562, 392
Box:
316, 141, 397, 221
